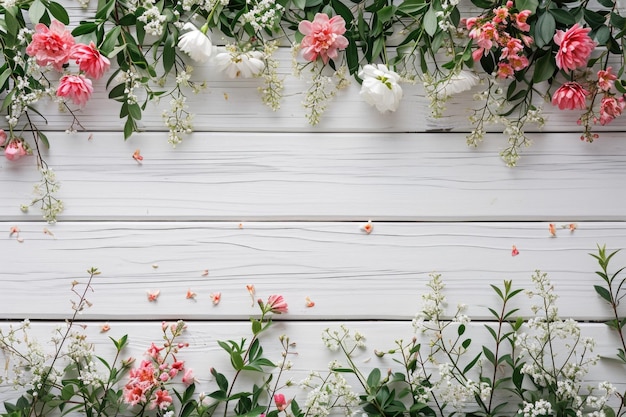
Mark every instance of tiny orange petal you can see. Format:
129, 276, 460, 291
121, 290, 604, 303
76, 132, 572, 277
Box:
201, 269, 209, 276
100, 323, 111, 333
9, 226, 19, 236
132, 149, 143, 162
246, 284, 255, 295
186, 289, 197, 299
549, 223, 556, 237
511, 245, 519, 256
238, 223, 244, 229
305, 296, 315, 308
360, 220, 373, 234
147, 290, 160, 302
210, 292, 221, 305
569, 223, 577, 232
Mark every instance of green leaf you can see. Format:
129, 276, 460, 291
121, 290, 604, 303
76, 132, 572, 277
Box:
38, 131, 50, 149
0, 67, 12, 90
123, 116, 136, 140
367, 368, 381, 387
377, 5, 396, 23
461, 338, 471, 349
584, 9, 606, 29
482, 346, 496, 364
371, 36, 384, 60
230, 352, 245, 370
101, 26, 121, 56
331, 368, 355, 373
594, 285, 613, 303
457, 323, 466, 336
598, 0, 614, 6
162, 35, 176, 74
593, 25, 611, 44
397, 0, 427, 15
534, 12, 556, 48
96, 0, 116, 20
516, 0, 537, 13
532, 51, 556, 83
48, 1, 70, 24
29, 0, 47, 25
331, 0, 354, 25
548, 8, 576, 25
423, 6, 438, 37
72, 23, 98, 37
292, 0, 305, 9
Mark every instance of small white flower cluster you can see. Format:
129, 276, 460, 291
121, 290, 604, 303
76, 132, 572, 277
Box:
435, 0, 460, 31
162, 94, 193, 146
413, 273, 446, 331
137, 6, 167, 37
300, 365, 359, 417
258, 41, 283, 111
0, 320, 49, 389
301, 62, 349, 126
119, 69, 141, 105
321, 325, 366, 352
242, 0, 283, 31
520, 399, 553, 417
32, 168, 64, 223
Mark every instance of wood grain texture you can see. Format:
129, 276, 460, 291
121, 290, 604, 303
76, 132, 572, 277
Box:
1, 321, 624, 410
1, 221, 623, 321
2, 132, 626, 221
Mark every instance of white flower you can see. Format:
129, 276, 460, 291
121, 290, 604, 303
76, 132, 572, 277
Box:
358, 64, 403, 113
435, 70, 480, 98
178, 23, 213, 63
214, 48, 265, 78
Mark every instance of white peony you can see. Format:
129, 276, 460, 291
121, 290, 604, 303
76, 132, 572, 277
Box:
214, 48, 265, 78
358, 64, 403, 113
435, 70, 480, 98
178, 22, 213, 63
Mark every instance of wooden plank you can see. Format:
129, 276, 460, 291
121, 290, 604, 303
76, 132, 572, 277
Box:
1, 321, 624, 412
1, 221, 623, 321
2, 132, 626, 221
27, 47, 626, 133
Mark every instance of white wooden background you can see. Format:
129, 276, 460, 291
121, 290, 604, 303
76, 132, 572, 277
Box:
1, 12, 626, 412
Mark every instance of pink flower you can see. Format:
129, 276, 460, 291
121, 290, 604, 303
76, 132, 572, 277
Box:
599, 96, 625, 125
514, 10, 532, 32
298, 13, 349, 64
124, 360, 157, 406
266, 294, 288, 314
56, 74, 93, 106
508, 54, 529, 71
151, 389, 173, 410
274, 393, 289, 411
146, 343, 164, 360
0, 129, 7, 147
597, 67, 617, 92
551, 82, 589, 110
71, 42, 111, 79
5, 140, 27, 161
182, 368, 195, 385
496, 62, 514, 79
493, 6, 509, 24
26, 20, 75, 71
553, 23, 595, 72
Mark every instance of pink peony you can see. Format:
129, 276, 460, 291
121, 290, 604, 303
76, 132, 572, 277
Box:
0, 129, 6, 147
71, 42, 111, 79
553, 23, 595, 72
26, 21, 75, 71
56, 74, 93, 106
597, 67, 617, 92
5, 140, 27, 161
266, 294, 288, 314
599, 96, 626, 125
298, 13, 349, 64
551, 82, 589, 110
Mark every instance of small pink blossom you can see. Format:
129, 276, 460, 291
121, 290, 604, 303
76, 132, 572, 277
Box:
599, 96, 626, 125
71, 42, 111, 79
151, 389, 173, 410
496, 62, 514, 79
0, 129, 6, 147
511, 245, 519, 256
146, 343, 164, 360
274, 393, 289, 411
26, 20, 75, 70
514, 10, 532, 32
597, 67, 617, 92
554, 23, 595, 72
5, 140, 27, 161
551, 82, 589, 110
56, 74, 93, 106
508, 54, 529, 71
182, 368, 195, 385
298, 13, 349, 64
266, 294, 288, 314
210, 292, 221, 305
493, 6, 509, 23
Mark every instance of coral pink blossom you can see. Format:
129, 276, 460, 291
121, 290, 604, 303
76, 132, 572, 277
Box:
0, 129, 6, 147
266, 294, 288, 314
298, 13, 349, 64
26, 21, 75, 71
274, 393, 289, 411
508, 54, 529, 71
56, 74, 93, 106
71, 42, 111, 79
5, 140, 27, 161
124, 360, 157, 406
553, 23, 595, 71
514, 10, 532, 31
151, 389, 173, 410
599, 96, 626, 125
551, 82, 589, 110
496, 62, 514, 79
597, 67, 617, 92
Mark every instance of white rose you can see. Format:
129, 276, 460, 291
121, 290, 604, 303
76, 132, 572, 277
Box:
358, 64, 403, 113
178, 22, 212, 63
214, 48, 265, 78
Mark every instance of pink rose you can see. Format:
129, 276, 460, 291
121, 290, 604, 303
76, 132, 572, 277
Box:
266, 294, 288, 314
26, 20, 75, 71
553, 23, 595, 72
551, 82, 589, 110
298, 13, 349, 64
56, 74, 93, 106
597, 67, 617, 92
71, 42, 111, 79
599, 96, 625, 125
0, 129, 6, 147
5, 140, 27, 161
